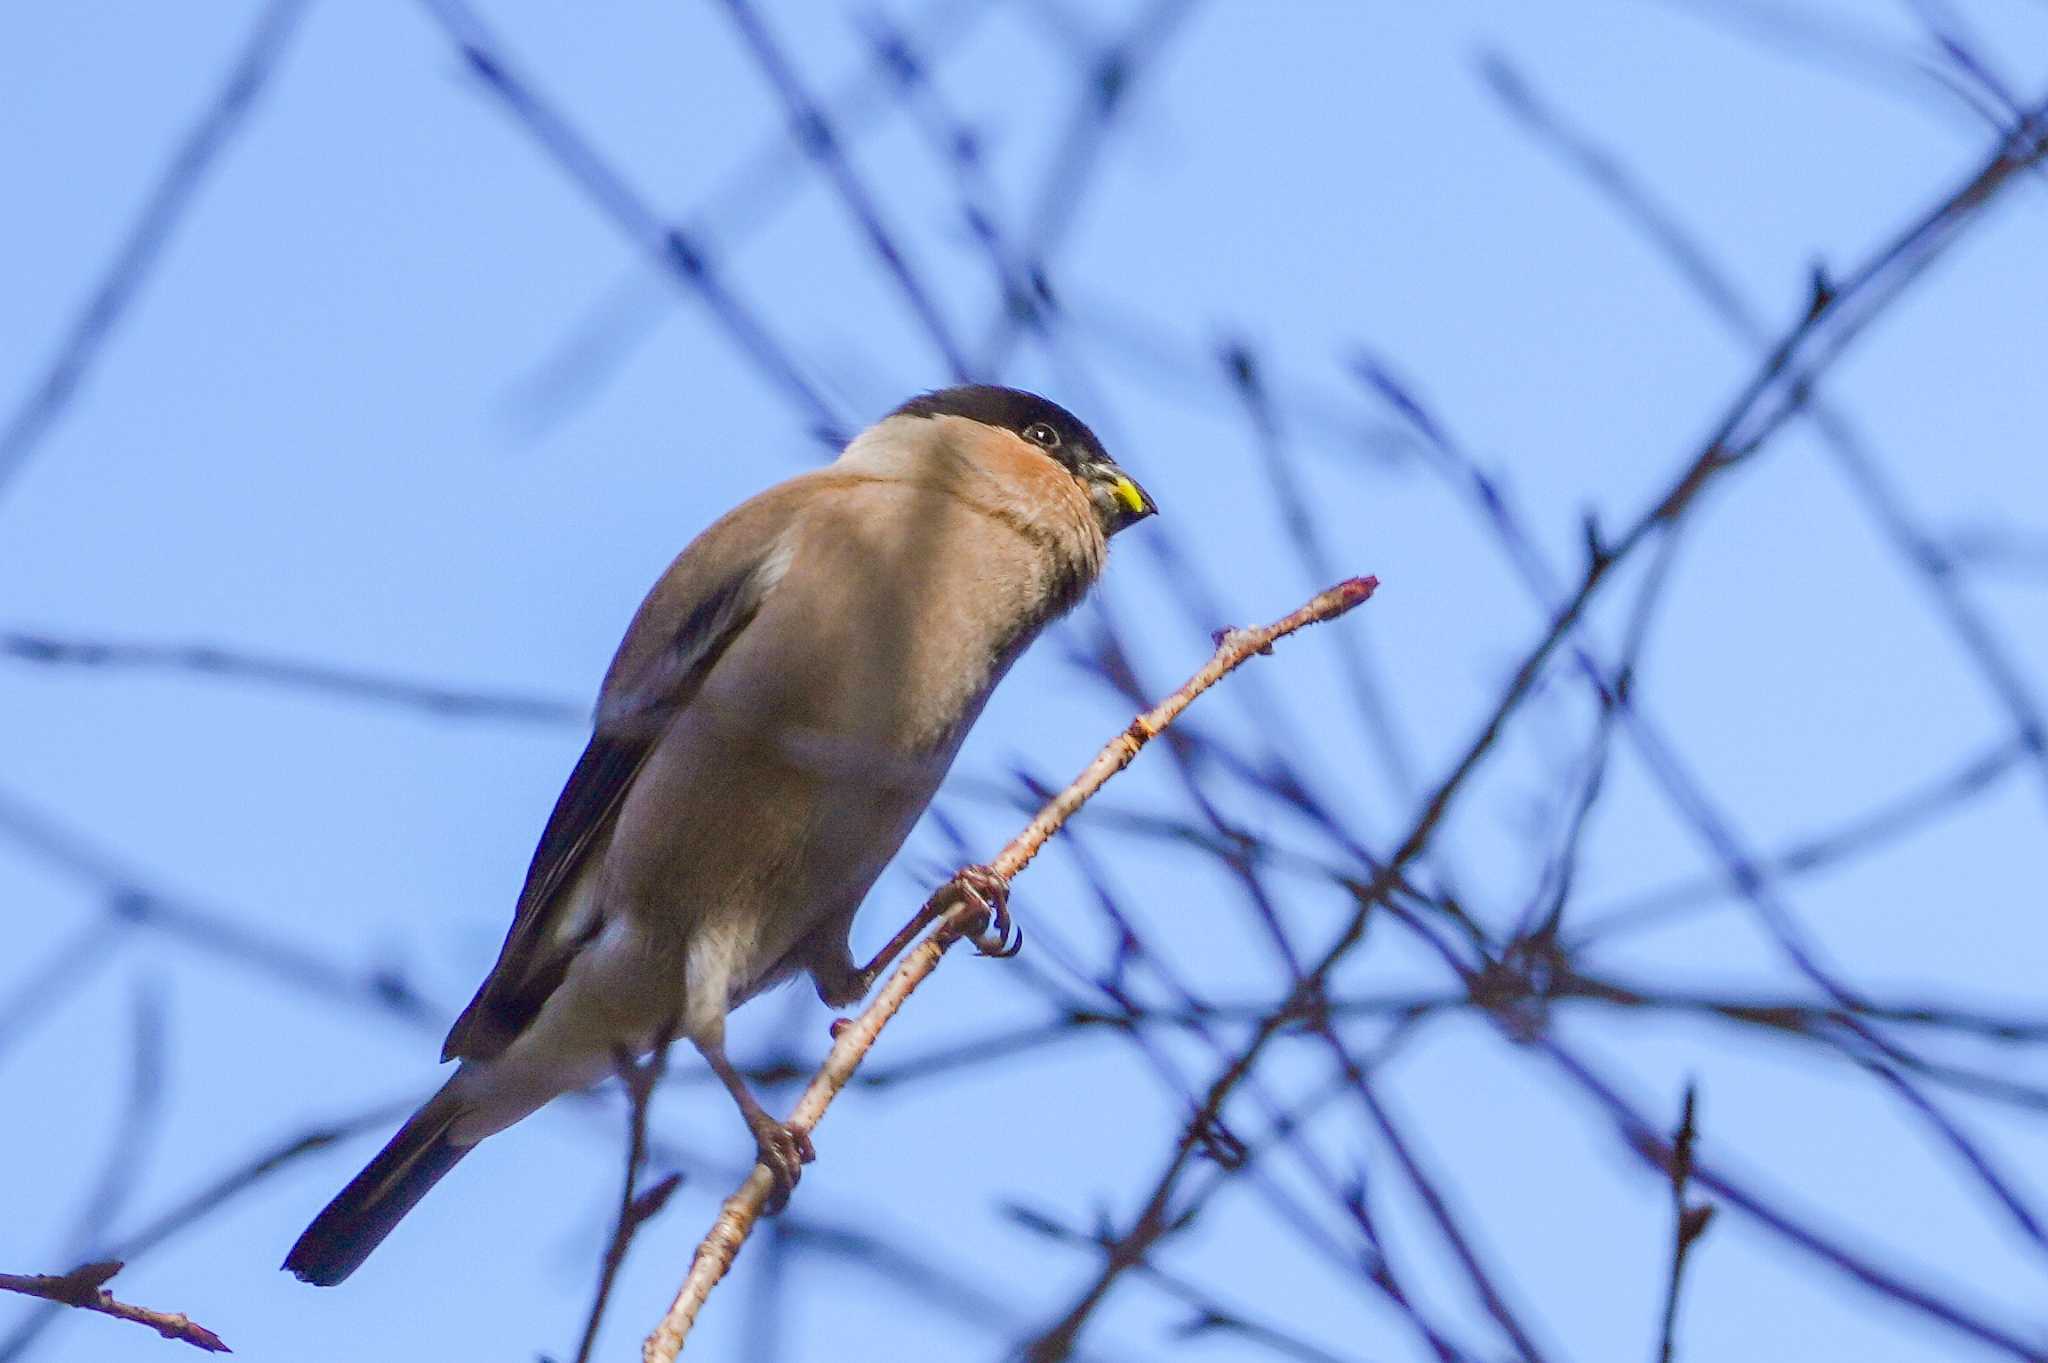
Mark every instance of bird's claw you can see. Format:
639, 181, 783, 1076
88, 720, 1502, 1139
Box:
751, 1115, 815, 1215
955, 864, 1021, 958
976, 919, 1024, 958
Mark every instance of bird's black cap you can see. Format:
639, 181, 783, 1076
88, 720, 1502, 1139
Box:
890, 385, 1112, 475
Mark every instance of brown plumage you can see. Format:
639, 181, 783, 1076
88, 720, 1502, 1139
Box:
284, 386, 1154, 1285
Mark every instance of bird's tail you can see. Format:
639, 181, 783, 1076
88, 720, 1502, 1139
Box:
283, 1078, 473, 1286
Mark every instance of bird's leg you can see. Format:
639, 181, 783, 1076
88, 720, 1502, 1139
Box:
819, 865, 1020, 1010
694, 1036, 813, 1214
816, 898, 945, 1008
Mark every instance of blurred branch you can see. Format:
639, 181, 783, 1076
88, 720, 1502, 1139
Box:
0, 907, 129, 1069
411, 0, 846, 443
571, 1040, 680, 1363
782, 1217, 1153, 1363
58, 987, 169, 1266
0, 1263, 225, 1354
1339, 1163, 1477, 1363
854, 10, 1039, 351
1353, 85, 2048, 1208
1358, 347, 1994, 1009
1655, 1086, 1714, 1363
1372, 897, 2048, 1361
0, 1098, 413, 1362
641, 576, 1379, 1361
1855, 1059, 2048, 1255
1902, 0, 2035, 131
1482, 51, 2048, 810
972, 0, 1204, 371
1540, 1040, 2042, 1359
0, 783, 444, 1033
507, 0, 994, 431
1030, 89, 2048, 1357
1005, 1204, 1365, 1363
1343, 1070, 1550, 1361
1, 630, 584, 725
1223, 341, 1424, 813
1024, 812, 1449, 1313
1647, 0, 2009, 130
717, 0, 971, 380
0, 0, 312, 504
1944, 521, 2048, 579
1034, 976, 2048, 1050
1570, 736, 2027, 945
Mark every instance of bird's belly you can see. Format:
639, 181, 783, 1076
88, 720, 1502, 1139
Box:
603, 706, 946, 1010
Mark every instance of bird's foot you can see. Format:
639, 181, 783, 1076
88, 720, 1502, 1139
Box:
954, 864, 1021, 958
750, 1113, 815, 1214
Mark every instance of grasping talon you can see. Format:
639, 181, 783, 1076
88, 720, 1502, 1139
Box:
954, 864, 1021, 958
749, 1113, 816, 1215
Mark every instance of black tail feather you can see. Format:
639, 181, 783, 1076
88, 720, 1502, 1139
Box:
283, 1084, 471, 1285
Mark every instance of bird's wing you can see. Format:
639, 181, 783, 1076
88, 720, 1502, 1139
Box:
441, 491, 802, 1063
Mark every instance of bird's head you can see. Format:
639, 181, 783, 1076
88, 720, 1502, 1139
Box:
882, 385, 1158, 537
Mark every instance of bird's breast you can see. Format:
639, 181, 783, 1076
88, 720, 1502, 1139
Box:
709, 490, 1086, 766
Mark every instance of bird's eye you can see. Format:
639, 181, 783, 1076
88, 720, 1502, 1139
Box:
1022, 422, 1061, 450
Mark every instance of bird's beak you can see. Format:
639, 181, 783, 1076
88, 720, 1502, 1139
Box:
1104, 469, 1158, 531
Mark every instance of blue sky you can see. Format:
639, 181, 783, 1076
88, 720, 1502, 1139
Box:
4, 2, 2047, 1360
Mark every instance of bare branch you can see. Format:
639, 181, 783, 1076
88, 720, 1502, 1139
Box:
0, 0, 311, 503
716, 0, 971, 380
1655, 1085, 1714, 1363
572, 1038, 680, 1363
408, 0, 845, 443
1, 631, 584, 725
0, 1262, 227, 1354
1541, 1041, 2041, 1359
1480, 51, 2048, 812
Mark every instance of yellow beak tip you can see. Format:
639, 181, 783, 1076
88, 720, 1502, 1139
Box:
1112, 475, 1151, 517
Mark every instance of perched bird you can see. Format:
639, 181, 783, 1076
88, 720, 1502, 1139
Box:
283, 385, 1155, 1285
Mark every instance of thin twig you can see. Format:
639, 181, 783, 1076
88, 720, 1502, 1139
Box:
972, 0, 1205, 373
58, 986, 169, 1265
409, 0, 845, 442
1347, 1074, 1550, 1361
0, 0, 312, 502
1655, 1085, 1714, 1363
1003, 1205, 1367, 1363
782, 1216, 1152, 1363
0, 1262, 227, 1354
1481, 51, 2048, 811
0, 631, 585, 725
639, 575, 1378, 1361
506, 0, 993, 433
0, 783, 445, 1034
1568, 738, 2027, 946
717, 0, 971, 380
1222, 341, 1420, 808
572, 1038, 679, 1363
1542, 1040, 2041, 1359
